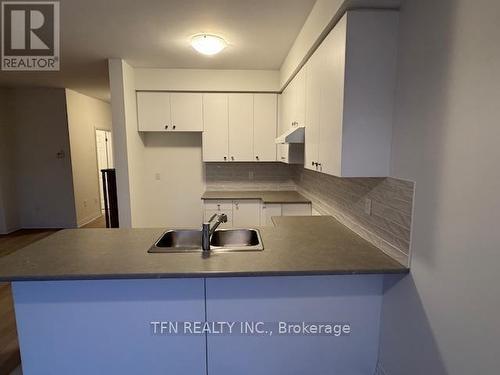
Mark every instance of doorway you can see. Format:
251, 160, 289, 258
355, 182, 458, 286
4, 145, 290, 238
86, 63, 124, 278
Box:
95, 129, 114, 212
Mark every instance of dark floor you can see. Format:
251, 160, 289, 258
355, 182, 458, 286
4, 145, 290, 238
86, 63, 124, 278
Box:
0, 216, 105, 374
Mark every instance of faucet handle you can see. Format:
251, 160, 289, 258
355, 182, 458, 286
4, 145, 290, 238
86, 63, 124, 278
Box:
219, 213, 228, 223
207, 213, 218, 223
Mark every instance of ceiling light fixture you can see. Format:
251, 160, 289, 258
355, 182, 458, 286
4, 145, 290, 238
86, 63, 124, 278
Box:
191, 34, 227, 56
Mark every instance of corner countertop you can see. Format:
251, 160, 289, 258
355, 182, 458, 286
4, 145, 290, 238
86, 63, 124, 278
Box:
0, 216, 408, 281
201, 190, 311, 204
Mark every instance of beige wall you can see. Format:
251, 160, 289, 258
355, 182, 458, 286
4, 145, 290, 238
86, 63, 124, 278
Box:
379, 0, 500, 374
65, 89, 112, 226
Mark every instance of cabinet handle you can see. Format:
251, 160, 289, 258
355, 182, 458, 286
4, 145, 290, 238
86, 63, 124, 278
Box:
217, 204, 220, 210
281, 156, 286, 160
231, 156, 235, 161
223, 156, 227, 161
311, 161, 315, 166
172, 125, 176, 130
164, 125, 168, 130
255, 156, 259, 160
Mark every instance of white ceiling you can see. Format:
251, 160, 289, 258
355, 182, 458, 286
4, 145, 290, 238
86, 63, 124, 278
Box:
0, 0, 316, 101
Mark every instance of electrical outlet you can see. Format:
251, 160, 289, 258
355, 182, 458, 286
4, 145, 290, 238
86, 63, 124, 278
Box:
364, 198, 372, 215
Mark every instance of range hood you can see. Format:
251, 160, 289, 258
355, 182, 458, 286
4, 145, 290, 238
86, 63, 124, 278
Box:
275, 126, 305, 144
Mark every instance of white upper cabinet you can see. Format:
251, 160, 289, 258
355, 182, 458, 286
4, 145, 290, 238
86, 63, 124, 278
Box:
253, 94, 277, 161
137, 92, 203, 132
203, 93, 277, 162
228, 94, 254, 162
304, 10, 399, 177
136, 92, 171, 131
203, 93, 229, 162
170, 93, 203, 131
278, 66, 306, 165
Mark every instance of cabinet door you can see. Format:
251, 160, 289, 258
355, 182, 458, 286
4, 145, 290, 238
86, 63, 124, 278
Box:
318, 15, 346, 176
281, 203, 312, 216
253, 94, 277, 161
170, 93, 203, 131
292, 66, 307, 127
137, 92, 171, 131
228, 94, 254, 162
202, 93, 228, 162
232, 200, 260, 227
304, 51, 322, 171
260, 203, 282, 227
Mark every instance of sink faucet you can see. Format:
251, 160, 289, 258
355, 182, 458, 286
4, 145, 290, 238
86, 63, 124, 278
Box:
202, 213, 228, 252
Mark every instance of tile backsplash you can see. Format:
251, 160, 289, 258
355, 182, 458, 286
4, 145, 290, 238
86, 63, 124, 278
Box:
204, 162, 414, 265
205, 163, 295, 191
293, 167, 414, 265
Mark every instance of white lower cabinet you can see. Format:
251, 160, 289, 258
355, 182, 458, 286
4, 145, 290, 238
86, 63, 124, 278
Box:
260, 203, 282, 226
203, 200, 312, 227
203, 200, 260, 228
232, 200, 261, 227
281, 203, 312, 216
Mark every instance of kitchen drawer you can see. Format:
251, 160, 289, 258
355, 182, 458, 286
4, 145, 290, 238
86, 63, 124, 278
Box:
203, 200, 233, 211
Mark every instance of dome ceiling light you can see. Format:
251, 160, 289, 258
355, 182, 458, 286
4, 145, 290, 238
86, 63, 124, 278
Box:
191, 34, 227, 56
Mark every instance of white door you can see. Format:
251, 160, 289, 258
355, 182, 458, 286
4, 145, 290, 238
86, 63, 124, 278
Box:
232, 200, 261, 227
253, 94, 277, 161
95, 129, 114, 210
319, 16, 346, 176
305, 50, 322, 172
136, 92, 171, 131
228, 94, 254, 162
202, 93, 229, 162
170, 93, 203, 131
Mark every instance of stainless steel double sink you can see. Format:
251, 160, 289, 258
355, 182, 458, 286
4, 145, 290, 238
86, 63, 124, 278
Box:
148, 228, 264, 253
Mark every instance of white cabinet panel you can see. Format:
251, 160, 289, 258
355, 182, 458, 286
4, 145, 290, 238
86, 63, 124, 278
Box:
137, 92, 170, 131
232, 200, 260, 227
228, 94, 254, 162
281, 203, 312, 216
318, 15, 345, 176
253, 94, 277, 161
260, 203, 282, 227
202, 94, 228, 162
170, 93, 203, 131
304, 50, 322, 172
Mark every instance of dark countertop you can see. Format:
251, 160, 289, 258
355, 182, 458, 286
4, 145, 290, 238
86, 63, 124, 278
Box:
0, 216, 408, 281
201, 190, 311, 204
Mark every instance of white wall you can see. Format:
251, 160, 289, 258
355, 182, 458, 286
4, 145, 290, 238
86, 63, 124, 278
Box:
110, 60, 206, 228
0, 88, 20, 233
135, 68, 280, 92
65, 89, 112, 227
9, 88, 77, 229
136, 133, 204, 228
379, 0, 500, 374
